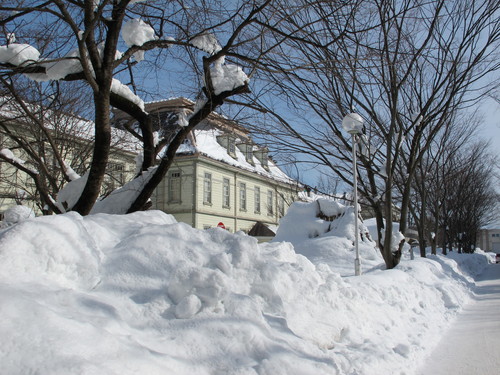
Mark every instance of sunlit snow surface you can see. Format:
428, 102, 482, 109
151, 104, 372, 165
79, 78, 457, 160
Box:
0, 206, 491, 375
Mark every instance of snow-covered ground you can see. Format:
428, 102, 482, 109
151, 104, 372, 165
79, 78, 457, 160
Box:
0, 200, 493, 375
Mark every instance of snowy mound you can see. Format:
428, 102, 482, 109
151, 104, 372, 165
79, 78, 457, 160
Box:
2, 205, 35, 225
274, 199, 380, 275
0, 210, 491, 375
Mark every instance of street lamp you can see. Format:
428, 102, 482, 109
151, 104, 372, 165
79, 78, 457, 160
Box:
342, 112, 364, 276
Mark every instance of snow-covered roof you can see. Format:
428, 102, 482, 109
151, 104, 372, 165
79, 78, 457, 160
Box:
1, 95, 297, 185
142, 98, 298, 186
188, 127, 297, 186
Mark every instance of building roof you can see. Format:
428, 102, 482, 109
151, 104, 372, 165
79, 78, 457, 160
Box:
0, 96, 141, 155
145, 98, 298, 186
1, 95, 298, 186
184, 127, 296, 185
248, 221, 276, 237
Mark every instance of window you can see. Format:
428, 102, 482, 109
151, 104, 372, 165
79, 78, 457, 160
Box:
239, 182, 246, 211
203, 172, 212, 204
168, 171, 181, 203
267, 190, 274, 215
254, 186, 261, 213
246, 147, 253, 162
107, 162, 125, 189
223, 178, 231, 208
278, 194, 285, 217
228, 138, 236, 156
216, 134, 236, 158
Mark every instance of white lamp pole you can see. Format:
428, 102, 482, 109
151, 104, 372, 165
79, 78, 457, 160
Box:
342, 113, 364, 276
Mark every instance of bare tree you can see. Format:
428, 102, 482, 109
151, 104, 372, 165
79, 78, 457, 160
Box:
242, 0, 500, 268
0, 78, 95, 213
436, 141, 498, 254
1, 0, 299, 215
408, 112, 484, 256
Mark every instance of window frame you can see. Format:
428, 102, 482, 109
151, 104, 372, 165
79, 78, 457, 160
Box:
203, 172, 212, 205
239, 182, 247, 211
254, 186, 261, 214
222, 177, 231, 208
267, 189, 274, 216
168, 170, 182, 203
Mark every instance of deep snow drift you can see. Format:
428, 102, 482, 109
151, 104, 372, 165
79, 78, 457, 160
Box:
0, 201, 492, 375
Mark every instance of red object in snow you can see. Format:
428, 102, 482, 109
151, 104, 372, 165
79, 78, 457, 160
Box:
217, 222, 226, 229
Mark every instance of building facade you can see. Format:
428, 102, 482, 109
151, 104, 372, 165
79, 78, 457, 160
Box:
478, 227, 500, 252
143, 98, 300, 233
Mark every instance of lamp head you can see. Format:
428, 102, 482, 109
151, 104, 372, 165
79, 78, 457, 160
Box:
342, 113, 364, 134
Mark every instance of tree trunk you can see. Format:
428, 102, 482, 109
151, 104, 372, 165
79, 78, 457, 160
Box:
72, 90, 111, 215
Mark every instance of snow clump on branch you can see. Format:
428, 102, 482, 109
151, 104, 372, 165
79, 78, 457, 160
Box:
190, 33, 222, 55
209, 57, 249, 95
0, 44, 40, 66
121, 18, 157, 62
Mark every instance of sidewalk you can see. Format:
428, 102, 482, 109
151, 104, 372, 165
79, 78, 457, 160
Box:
416, 263, 500, 375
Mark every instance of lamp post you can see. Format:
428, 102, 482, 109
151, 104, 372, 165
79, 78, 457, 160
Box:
342, 113, 364, 276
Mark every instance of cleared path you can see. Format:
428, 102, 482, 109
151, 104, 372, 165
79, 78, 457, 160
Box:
416, 263, 500, 375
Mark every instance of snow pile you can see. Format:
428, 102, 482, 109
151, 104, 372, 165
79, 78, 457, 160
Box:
274, 199, 380, 275
0, 208, 490, 375
0, 43, 40, 66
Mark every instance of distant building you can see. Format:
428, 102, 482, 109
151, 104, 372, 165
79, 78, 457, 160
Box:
0, 97, 138, 217
127, 98, 301, 233
478, 226, 500, 252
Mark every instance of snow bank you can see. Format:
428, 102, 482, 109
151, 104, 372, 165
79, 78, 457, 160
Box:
0, 209, 490, 375
274, 199, 380, 275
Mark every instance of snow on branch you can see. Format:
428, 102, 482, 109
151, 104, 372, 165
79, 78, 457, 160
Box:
111, 78, 145, 112
209, 57, 249, 95
190, 33, 222, 55
0, 148, 39, 175
121, 18, 158, 62
0, 148, 27, 165
0, 44, 40, 66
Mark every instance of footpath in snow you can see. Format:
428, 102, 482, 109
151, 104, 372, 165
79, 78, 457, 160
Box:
417, 263, 500, 375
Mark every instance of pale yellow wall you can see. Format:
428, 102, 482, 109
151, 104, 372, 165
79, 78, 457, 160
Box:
478, 229, 500, 252
154, 156, 299, 233
151, 160, 196, 214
